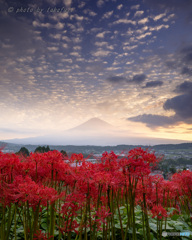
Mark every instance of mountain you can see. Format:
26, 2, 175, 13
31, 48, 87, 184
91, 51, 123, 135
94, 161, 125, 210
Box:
4, 118, 116, 145
67, 117, 114, 132
2, 117, 189, 146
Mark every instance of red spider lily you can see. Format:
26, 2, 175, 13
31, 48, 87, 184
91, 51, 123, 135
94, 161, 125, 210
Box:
0, 148, 191, 239
58, 219, 79, 235
128, 147, 159, 165
25, 150, 69, 184
171, 170, 192, 199
61, 192, 86, 216
119, 148, 159, 180
70, 153, 84, 163
94, 205, 111, 224
151, 205, 168, 219
8, 176, 59, 207
33, 230, 53, 240
0, 152, 23, 183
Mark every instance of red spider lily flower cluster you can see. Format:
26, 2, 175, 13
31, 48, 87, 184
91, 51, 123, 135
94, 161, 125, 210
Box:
0, 148, 192, 239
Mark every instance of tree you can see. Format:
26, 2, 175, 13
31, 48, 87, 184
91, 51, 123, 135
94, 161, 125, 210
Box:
17, 147, 30, 157
61, 150, 67, 157
169, 166, 176, 174
34, 146, 50, 153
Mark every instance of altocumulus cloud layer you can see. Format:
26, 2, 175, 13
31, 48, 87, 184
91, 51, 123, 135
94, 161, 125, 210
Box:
0, 0, 192, 142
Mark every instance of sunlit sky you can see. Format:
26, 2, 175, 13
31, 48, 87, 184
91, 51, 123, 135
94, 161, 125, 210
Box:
0, 0, 192, 144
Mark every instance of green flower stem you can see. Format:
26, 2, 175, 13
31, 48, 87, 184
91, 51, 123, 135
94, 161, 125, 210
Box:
32, 202, 40, 239
115, 190, 124, 240
93, 184, 102, 240
141, 203, 147, 240
142, 177, 150, 240
49, 202, 56, 240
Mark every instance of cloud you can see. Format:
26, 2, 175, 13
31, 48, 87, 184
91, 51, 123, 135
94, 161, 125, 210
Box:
85, 10, 97, 17
117, 4, 123, 10
144, 0, 192, 24
96, 32, 106, 38
184, 53, 192, 63
134, 11, 144, 18
47, 46, 59, 51
129, 81, 192, 128
143, 0, 192, 10
102, 10, 113, 19
128, 114, 177, 127
181, 67, 192, 76
92, 49, 111, 57
143, 81, 163, 88
86, 62, 104, 73
163, 13, 175, 22
75, 14, 84, 21
164, 94, 192, 119
106, 76, 127, 83
63, 0, 72, 7
33, 21, 51, 28
46, 0, 60, 5
149, 24, 169, 31
131, 5, 140, 10
175, 81, 192, 93
70, 51, 81, 57
138, 17, 148, 24
165, 44, 192, 77
137, 32, 152, 40
130, 74, 147, 84
97, 0, 104, 7
180, 45, 192, 65
95, 41, 108, 47
153, 13, 166, 21
106, 74, 147, 85
78, 2, 86, 8
112, 19, 136, 25
123, 45, 138, 51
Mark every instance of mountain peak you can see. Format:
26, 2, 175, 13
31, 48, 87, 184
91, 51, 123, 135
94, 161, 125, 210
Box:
68, 118, 113, 132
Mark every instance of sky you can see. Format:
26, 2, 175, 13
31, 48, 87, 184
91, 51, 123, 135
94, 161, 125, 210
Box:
0, 0, 192, 144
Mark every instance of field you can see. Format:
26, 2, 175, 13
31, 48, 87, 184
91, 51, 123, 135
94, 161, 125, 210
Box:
0, 148, 192, 239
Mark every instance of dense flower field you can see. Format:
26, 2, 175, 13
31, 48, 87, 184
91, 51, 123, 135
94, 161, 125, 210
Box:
0, 148, 192, 239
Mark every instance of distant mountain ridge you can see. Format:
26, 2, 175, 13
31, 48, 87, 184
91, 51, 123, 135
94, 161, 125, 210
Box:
1, 141, 192, 154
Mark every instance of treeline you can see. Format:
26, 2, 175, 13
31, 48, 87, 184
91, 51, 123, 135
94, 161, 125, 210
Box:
157, 157, 192, 175
16, 146, 67, 157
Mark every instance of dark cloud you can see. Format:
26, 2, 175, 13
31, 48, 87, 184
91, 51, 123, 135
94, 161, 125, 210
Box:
164, 94, 192, 119
165, 61, 177, 69
106, 74, 147, 84
128, 114, 178, 128
128, 81, 192, 128
106, 76, 127, 83
180, 45, 192, 65
180, 45, 192, 54
166, 44, 192, 78
181, 67, 192, 76
184, 53, 192, 63
130, 74, 147, 84
175, 81, 192, 93
143, 81, 163, 88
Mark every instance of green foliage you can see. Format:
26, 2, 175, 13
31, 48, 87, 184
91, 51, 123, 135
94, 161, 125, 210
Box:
60, 150, 67, 157
34, 145, 50, 153
17, 147, 30, 156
